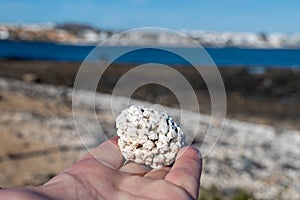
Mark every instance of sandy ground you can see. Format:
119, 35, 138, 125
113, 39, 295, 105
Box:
0, 80, 115, 187
0, 89, 82, 187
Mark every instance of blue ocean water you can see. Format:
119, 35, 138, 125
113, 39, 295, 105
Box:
0, 40, 300, 68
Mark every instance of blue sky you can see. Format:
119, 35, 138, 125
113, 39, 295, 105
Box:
0, 0, 299, 33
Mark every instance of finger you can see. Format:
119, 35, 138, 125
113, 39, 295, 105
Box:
119, 161, 151, 174
144, 167, 171, 179
80, 136, 125, 169
164, 146, 202, 199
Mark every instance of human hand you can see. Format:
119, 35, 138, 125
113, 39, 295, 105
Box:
0, 136, 202, 200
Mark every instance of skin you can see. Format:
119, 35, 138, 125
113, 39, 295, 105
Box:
0, 136, 202, 200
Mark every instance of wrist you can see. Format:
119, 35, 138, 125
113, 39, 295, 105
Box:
0, 173, 94, 200
0, 186, 53, 200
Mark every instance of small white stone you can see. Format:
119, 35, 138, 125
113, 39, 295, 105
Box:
116, 105, 186, 169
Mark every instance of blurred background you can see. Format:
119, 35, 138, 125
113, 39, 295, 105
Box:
0, 0, 299, 199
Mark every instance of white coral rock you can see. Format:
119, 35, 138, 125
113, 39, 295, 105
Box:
116, 105, 185, 169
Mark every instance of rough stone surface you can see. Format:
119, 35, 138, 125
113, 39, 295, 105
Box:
116, 105, 185, 169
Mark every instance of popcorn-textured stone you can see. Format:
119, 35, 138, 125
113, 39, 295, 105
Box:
116, 105, 185, 169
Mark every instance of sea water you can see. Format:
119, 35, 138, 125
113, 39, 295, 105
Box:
0, 40, 300, 68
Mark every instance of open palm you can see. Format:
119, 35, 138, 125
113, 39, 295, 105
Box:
27, 137, 202, 200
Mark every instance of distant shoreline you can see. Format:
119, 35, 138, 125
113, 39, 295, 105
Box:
1, 23, 300, 48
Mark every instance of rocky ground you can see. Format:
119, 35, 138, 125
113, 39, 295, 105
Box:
1, 60, 300, 130
0, 78, 299, 199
